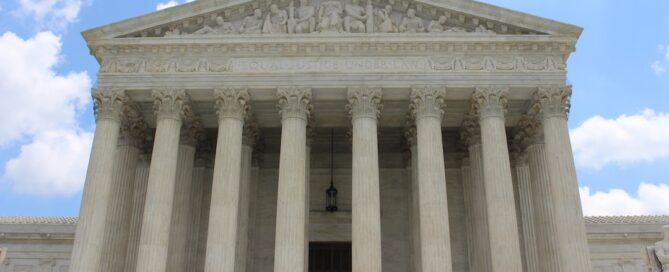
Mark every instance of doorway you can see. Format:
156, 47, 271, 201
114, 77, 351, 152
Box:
308, 242, 352, 272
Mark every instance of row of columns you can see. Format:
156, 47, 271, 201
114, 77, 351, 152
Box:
459, 86, 592, 272
70, 85, 591, 272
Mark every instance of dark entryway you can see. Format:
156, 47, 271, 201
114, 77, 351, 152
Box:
308, 242, 352, 272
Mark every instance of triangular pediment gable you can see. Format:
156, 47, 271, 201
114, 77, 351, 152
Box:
82, 0, 582, 42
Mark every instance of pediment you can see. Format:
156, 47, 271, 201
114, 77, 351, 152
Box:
82, 0, 582, 42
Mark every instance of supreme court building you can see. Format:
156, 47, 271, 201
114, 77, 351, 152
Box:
67, 0, 595, 271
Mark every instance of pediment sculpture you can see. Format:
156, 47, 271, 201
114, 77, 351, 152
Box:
127, 0, 525, 38
646, 225, 669, 272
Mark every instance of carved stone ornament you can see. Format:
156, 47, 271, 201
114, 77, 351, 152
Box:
647, 225, 669, 272
243, 120, 260, 146
213, 87, 251, 121
346, 87, 383, 120
459, 116, 481, 147
532, 85, 572, 120
123, 0, 537, 38
471, 86, 509, 119
93, 88, 129, 122
97, 54, 565, 75
403, 113, 417, 147
152, 89, 192, 121
409, 86, 447, 120
276, 87, 313, 120
118, 108, 150, 149
181, 118, 205, 147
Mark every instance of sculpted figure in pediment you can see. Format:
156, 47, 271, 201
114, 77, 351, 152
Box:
344, 0, 368, 33
428, 15, 448, 32
657, 226, 669, 271
164, 24, 183, 36
288, 0, 316, 33
193, 15, 237, 35
318, 0, 344, 32
263, 4, 288, 33
475, 23, 496, 34
240, 9, 264, 34
375, 5, 397, 33
399, 8, 424, 33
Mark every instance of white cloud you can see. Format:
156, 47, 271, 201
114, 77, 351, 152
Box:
652, 45, 669, 76
570, 109, 669, 169
0, 31, 92, 196
580, 183, 669, 216
4, 129, 93, 196
15, 0, 87, 30
156, 0, 195, 10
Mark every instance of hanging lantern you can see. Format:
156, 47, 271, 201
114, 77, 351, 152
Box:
325, 128, 338, 212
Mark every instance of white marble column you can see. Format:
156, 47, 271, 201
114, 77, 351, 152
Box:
405, 125, 422, 272
409, 86, 453, 272
100, 116, 146, 272
70, 89, 127, 272
136, 89, 190, 272
246, 155, 262, 272
185, 147, 208, 270
471, 87, 522, 272
196, 164, 214, 272
526, 124, 562, 271
512, 119, 540, 272
347, 87, 383, 272
204, 88, 251, 272
167, 121, 201, 272
460, 118, 492, 272
534, 86, 592, 271
274, 87, 312, 272
235, 123, 257, 272
124, 153, 150, 272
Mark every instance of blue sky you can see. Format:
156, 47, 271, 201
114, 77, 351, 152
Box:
0, 0, 668, 216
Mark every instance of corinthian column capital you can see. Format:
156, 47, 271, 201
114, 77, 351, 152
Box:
181, 119, 204, 147
471, 86, 509, 119
346, 87, 383, 120
152, 89, 191, 121
459, 116, 481, 147
214, 88, 251, 121
409, 86, 447, 120
93, 88, 129, 122
243, 121, 259, 147
277, 87, 312, 121
532, 86, 572, 120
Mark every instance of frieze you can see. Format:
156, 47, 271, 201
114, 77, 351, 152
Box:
99, 55, 565, 74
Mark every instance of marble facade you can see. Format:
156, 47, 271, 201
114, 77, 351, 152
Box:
0, 0, 643, 271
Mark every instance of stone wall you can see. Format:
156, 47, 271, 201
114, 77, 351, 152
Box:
1, 210, 667, 272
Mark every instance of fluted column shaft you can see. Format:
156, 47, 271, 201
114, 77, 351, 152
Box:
235, 127, 256, 272
472, 88, 522, 272
274, 87, 312, 272
124, 155, 150, 272
70, 89, 127, 272
461, 120, 492, 272
409, 87, 453, 272
535, 86, 592, 271
205, 88, 250, 272
405, 131, 422, 272
167, 125, 199, 272
196, 166, 214, 272
100, 124, 142, 272
136, 89, 190, 272
347, 87, 383, 272
185, 154, 207, 270
514, 159, 539, 272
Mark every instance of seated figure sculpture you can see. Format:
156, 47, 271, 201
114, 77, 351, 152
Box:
375, 5, 397, 33
344, 0, 368, 33
474, 22, 496, 34
656, 226, 669, 271
399, 8, 424, 33
263, 4, 288, 34
318, 0, 343, 32
428, 15, 448, 32
240, 9, 264, 34
289, 0, 316, 33
192, 15, 237, 35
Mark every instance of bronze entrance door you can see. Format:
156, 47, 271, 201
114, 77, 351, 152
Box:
308, 242, 352, 272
